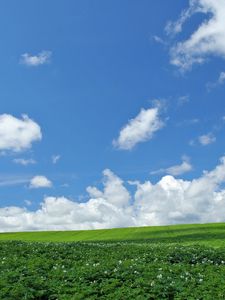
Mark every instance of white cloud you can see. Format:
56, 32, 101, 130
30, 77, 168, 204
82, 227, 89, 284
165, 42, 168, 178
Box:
1, 157, 225, 231
198, 133, 216, 145
24, 200, 32, 206
113, 106, 164, 150
206, 71, 225, 90
177, 118, 199, 127
87, 169, 131, 208
52, 155, 61, 164
177, 95, 190, 106
218, 71, 225, 84
20, 51, 51, 66
0, 175, 30, 187
61, 183, 69, 188
166, 160, 192, 176
151, 156, 193, 176
165, 3, 196, 36
13, 158, 36, 166
0, 114, 42, 152
29, 176, 52, 189
0, 170, 133, 231
152, 35, 167, 45
168, 0, 225, 70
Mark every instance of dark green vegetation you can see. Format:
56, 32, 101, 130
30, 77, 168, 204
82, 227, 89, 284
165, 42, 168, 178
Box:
1, 222, 225, 247
0, 241, 225, 299
1, 223, 225, 299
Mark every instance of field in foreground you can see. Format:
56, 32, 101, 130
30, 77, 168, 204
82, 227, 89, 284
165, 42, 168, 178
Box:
1, 241, 225, 299
1, 223, 225, 299
1, 222, 225, 247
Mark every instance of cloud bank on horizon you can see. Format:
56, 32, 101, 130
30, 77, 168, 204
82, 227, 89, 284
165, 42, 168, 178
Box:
1, 156, 225, 232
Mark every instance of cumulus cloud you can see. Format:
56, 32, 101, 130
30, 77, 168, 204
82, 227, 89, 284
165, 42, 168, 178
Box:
13, 158, 36, 166
29, 176, 52, 189
168, 0, 225, 70
151, 156, 193, 176
113, 106, 164, 150
20, 51, 51, 66
1, 157, 225, 231
0, 114, 42, 152
87, 169, 131, 207
198, 133, 216, 145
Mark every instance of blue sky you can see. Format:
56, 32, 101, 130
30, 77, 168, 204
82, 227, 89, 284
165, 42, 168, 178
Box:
1, 0, 225, 231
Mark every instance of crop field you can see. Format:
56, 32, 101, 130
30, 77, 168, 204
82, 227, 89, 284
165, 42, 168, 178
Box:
1, 223, 225, 299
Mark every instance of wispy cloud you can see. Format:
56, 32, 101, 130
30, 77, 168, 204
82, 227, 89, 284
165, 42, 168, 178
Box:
20, 50, 52, 67
167, 0, 225, 70
198, 133, 216, 146
190, 132, 216, 146
152, 35, 167, 46
0, 175, 31, 187
52, 155, 61, 164
207, 71, 225, 91
165, 3, 196, 37
218, 72, 225, 84
177, 95, 189, 107
176, 118, 199, 127
151, 156, 192, 176
24, 200, 32, 206
13, 158, 36, 166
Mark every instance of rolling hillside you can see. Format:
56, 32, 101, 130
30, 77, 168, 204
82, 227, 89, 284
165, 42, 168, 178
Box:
1, 222, 225, 247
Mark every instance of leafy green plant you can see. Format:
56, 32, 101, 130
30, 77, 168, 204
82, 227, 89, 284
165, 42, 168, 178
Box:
0, 241, 225, 299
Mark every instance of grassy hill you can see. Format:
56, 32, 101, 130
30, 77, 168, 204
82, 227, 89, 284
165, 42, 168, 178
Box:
1, 222, 225, 247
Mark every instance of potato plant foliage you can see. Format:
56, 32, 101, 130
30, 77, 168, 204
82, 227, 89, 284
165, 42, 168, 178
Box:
0, 241, 225, 299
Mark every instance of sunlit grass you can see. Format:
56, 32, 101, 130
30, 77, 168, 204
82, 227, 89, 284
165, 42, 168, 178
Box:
1, 222, 225, 247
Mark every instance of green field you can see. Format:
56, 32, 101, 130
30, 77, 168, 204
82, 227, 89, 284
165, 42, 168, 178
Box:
1, 223, 225, 299
1, 222, 225, 247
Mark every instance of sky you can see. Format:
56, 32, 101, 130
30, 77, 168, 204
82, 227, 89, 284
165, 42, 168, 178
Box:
1, 0, 225, 231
